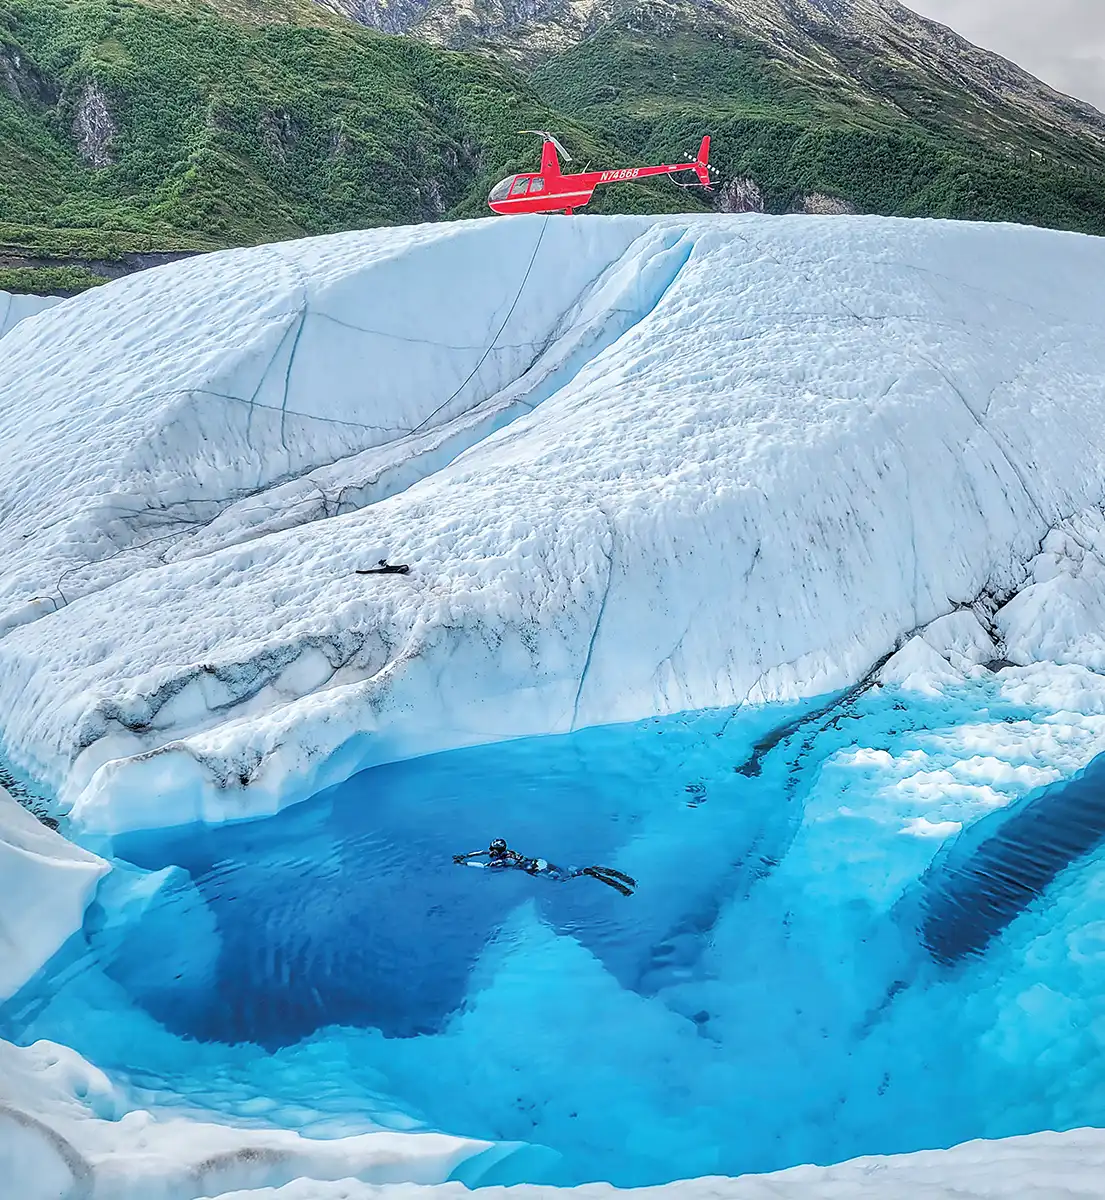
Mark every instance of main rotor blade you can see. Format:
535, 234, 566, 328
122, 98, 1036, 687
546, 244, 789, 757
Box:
518, 130, 573, 163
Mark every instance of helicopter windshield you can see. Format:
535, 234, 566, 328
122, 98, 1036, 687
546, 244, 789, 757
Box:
488, 177, 515, 202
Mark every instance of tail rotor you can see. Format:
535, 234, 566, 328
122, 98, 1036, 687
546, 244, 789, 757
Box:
672, 134, 718, 190
694, 135, 712, 187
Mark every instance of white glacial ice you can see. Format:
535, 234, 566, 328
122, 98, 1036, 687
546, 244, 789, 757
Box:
3, 214, 1105, 1200
1, 214, 1105, 836
0, 290, 62, 341
0, 786, 107, 999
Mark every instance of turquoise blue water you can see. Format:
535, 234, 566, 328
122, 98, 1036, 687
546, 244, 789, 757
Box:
5, 683, 1105, 1187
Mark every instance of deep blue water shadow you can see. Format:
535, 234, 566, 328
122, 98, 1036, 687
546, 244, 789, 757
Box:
98, 711, 785, 1049
919, 751, 1105, 964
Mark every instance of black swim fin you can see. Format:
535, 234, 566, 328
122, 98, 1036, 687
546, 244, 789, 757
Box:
582, 867, 635, 896
357, 562, 410, 575
592, 866, 637, 886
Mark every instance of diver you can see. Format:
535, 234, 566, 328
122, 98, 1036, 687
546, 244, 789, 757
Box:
453, 838, 636, 896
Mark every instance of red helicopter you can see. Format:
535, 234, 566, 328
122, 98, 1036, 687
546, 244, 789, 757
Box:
487, 131, 714, 216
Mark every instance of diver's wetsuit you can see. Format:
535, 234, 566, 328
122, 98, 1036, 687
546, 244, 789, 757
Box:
453, 843, 636, 896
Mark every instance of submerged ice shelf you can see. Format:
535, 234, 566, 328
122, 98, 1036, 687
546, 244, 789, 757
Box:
6, 671, 1105, 1189
920, 754, 1105, 963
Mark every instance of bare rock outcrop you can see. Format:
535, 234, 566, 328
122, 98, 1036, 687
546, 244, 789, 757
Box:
72, 80, 116, 168
791, 191, 858, 215
717, 176, 765, 213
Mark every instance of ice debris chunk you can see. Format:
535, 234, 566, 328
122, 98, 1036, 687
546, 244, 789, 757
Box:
0, 289, 60, 341
0, 785, 107, 1000
997, 509, 1105, 671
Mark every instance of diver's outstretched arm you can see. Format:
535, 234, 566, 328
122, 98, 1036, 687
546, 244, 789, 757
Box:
453, 849, 490, 864
582, 867, 635, 896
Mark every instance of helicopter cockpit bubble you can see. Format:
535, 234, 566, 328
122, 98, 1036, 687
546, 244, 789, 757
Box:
488, 177, 515, 202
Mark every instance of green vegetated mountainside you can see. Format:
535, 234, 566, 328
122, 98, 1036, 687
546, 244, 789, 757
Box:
1, 0, 1103, 296
0, 0, 690, 293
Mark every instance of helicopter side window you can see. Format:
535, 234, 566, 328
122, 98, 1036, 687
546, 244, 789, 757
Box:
529, 177, 545, 193
510, 177, 530, 196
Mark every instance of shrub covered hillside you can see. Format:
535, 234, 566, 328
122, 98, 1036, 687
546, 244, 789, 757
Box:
0, 0, 692, 291
1, 0, 1103, 296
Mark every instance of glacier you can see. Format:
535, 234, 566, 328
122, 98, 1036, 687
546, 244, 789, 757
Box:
2, 213, 1105, 1199
0, 289, 60, 341
2, 214, 1104, 833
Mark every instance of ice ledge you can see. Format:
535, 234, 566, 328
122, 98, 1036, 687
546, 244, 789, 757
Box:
0, 786, 107, 1000
0, 1038, 511, 1200
204, 1125, 1105, 1197
0, 290, 61, 341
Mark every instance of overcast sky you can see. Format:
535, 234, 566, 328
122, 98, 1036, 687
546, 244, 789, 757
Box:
903, 1, 1105, 110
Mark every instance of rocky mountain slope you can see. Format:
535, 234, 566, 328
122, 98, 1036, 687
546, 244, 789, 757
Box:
0, 0, 679, 293
356, 0, 1105, 226
332, 0, 1105, 161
